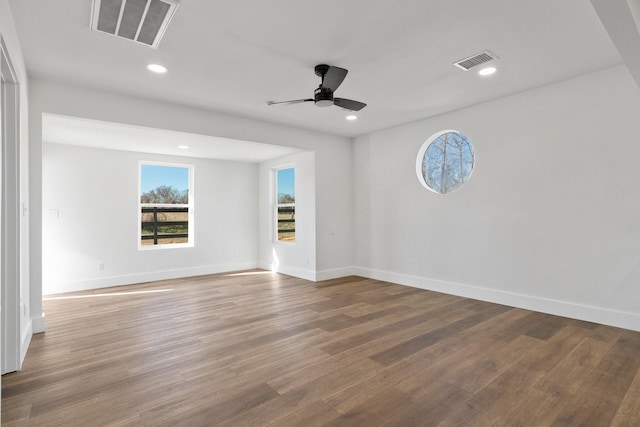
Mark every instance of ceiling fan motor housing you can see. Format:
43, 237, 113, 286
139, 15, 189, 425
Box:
314, 87, 334, 107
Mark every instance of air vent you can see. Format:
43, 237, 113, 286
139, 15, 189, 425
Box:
453, 51, 497, 71
90, 0, 179, 48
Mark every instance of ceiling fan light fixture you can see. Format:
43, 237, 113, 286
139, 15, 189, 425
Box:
314, 87, 334, 107
346, 115, 357, 120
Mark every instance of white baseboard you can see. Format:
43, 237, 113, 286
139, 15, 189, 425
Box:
353, 266, 640, 332
258, 261, 317, 281
257, 262, 354, 282
44, 262, 258, 295
316, 267, 355, 281
32, 313, 46, 333
20, 319, 33, 369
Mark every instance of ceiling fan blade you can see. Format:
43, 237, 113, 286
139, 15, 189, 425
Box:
334, 98, 366, 111
267, 99, 313, 106
321, 66, 348, 91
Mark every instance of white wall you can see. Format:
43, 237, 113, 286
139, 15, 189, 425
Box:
42, 143, 257, 294
353, 65, 640, 331
0, 0, 33, 368
258, 151, 316, 280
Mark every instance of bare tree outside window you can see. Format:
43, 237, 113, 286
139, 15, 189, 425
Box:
417, 130, 474, 194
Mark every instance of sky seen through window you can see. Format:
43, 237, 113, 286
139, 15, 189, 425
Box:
141, 164, 189, 195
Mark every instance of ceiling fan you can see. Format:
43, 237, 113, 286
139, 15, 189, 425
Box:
267, 64, 366, 111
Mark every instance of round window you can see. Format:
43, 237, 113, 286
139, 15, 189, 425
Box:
416, 130, 474, 194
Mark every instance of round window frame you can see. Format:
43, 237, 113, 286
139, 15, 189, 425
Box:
415, 129, 475, 194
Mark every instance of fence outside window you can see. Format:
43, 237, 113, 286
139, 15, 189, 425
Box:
140, 205, 189, 245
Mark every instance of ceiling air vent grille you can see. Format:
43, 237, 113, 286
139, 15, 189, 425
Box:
453, 51, 496, 71
91, 0, 179, 48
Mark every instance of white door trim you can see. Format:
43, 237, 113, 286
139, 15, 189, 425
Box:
1, 35, 22, 375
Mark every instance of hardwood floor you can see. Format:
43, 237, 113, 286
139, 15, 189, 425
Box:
2, 271, 640, 426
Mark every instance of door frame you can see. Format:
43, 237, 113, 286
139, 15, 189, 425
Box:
1, 35, 22, 375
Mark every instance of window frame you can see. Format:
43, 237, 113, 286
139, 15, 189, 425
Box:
416, 129, 475, 194
138, 160, 194, 250
274, 165, 296, 244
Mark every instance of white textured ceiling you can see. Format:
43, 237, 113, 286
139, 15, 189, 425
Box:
8, 0, 625, 140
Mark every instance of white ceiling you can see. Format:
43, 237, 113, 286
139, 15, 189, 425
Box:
42, 114, 301, 163
6, 0, 631, 142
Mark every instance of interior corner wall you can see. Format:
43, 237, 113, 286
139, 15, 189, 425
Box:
1, 0, 33, 366
42, 142, 258, 294
353, 65, 640, 331
258, 151, 316, 280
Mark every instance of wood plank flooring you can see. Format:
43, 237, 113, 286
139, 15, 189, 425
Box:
2, 271, 640, 426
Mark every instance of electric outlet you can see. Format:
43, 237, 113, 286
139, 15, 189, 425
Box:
98, 262, 105, 271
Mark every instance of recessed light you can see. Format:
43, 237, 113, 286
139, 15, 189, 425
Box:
147, 64, 168, 74
178, 145, 189, 149
346, 115, 358, 121
478, 66, 497, 76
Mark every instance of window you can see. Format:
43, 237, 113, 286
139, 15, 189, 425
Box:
275, 167, 295, 243
139, 162, 193, 248
416, 130, 474, 194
